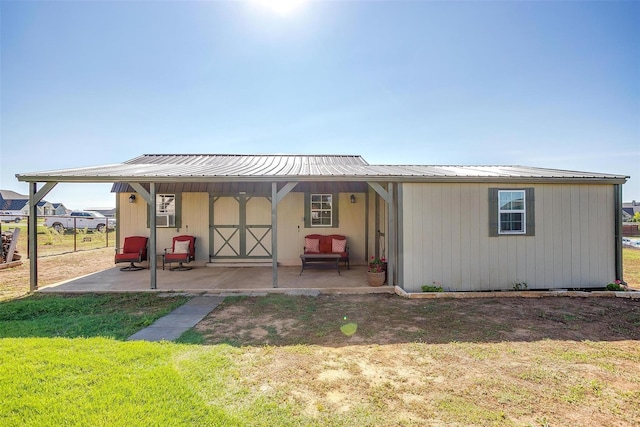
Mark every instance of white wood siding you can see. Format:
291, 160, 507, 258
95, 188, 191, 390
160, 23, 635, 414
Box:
401, 183, 616, 292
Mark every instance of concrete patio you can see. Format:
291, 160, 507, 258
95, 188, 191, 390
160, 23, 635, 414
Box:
38, 264, 394, 295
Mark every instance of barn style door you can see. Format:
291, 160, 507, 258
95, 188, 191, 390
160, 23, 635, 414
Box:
209, 195, 272, 260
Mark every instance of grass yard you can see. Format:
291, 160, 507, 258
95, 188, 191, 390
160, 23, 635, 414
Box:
1, 247, 639, 425
624, 248, 640, 285
1, 293, 639, 426
0, 221, 115, 258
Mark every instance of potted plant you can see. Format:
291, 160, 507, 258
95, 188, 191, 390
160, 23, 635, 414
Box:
368, 255, 387, 272
367, 256, 386, 287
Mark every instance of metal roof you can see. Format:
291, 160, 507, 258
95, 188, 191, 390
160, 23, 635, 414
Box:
15, 154, 628, 184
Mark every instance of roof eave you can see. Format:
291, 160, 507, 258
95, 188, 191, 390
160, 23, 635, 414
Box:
15, 174, 629, 185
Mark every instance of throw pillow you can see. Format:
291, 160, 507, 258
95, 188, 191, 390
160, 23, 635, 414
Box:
305, 238, 320, 252
332, 238, 346, 253
174, 240, 190, 254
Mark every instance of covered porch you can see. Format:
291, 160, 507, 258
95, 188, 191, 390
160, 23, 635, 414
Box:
37, 264, 395, 295
16, 155, 400, 293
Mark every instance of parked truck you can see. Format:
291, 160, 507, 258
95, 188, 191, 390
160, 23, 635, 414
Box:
1, 211, 22, 223
44, 211, 115, 233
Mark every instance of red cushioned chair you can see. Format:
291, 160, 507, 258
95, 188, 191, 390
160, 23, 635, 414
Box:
114, 236, 148, 271
163, 235, 196, 271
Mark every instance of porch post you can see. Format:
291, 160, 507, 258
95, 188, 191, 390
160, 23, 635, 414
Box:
271, 182, 278, 288
28, 183, 38, 292
368, 182, 393, 285
387, 183, 394, 287
149, 183, 157, 289
364, 190, 369, 262
28, 181, 57, 292
270, 181, 297, 288
129, 182, 157, 289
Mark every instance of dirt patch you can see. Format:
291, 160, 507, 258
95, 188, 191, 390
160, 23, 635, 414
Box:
0, 247, 115, 301
195, 294, 640, 426
196, 294, 640, 346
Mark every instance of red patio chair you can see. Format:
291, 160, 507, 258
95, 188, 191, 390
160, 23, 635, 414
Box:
163, 235, 196, 271
114, 236, 148, 271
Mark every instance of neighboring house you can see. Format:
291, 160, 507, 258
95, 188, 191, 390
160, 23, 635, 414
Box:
0, 189, 28, 209
623, 201, 640, 220
623, 201, 640, 236
0, 189, 29, 218
35, 201, 55, 216
51, 203, 70, 216
22, 201, 55, 216
1, 189, 71, 217
16, 154, 629, 292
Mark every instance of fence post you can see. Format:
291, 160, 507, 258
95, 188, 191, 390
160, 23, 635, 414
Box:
106, 218, 110, 248
73, 217, 77, 252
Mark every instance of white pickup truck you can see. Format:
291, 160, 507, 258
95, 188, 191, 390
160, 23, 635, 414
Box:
44, 211, 115, 233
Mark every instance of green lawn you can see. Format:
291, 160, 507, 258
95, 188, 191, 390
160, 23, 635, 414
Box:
1, 293, 639, 426
624, 248, 640, 286
0, 294, 318, 426
0, 221, 115, 257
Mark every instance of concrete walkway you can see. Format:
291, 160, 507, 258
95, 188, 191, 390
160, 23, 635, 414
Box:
127, 296, 224, 342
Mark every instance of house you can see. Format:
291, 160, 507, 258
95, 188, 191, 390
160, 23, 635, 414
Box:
36, 201, 56, 216
623, 201, 640, 220
1, 190, 72, 219
16, 154, 628, 292
51, 203, 70, 216
0, 189, 29, 217
1, 189, 72, 217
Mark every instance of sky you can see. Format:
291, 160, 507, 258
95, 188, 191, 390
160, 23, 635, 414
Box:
1, 0, 639, 210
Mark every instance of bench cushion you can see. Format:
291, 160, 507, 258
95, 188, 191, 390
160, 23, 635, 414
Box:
305, 237, 320, 253
304, 234, 348, 257
331, 238, 346, 253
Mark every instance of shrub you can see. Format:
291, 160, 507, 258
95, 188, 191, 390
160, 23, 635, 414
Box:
606, 280, 624, 291
422, 282, 444, 292
512, 281, 528, 291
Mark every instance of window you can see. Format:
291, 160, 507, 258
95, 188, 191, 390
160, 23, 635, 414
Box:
304, 192, 339, 228
489, 188, 535, 237
310, 194, 332, 226
156, 194, 176, 227
498, 190, 525, 234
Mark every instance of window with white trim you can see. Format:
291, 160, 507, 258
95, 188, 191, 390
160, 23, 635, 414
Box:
156, 194, 176, 227
498, 190, 526, 234
310, 194, 333, 227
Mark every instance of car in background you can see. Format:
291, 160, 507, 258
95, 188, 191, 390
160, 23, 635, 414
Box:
43, 211, 115, 233
623, 237, 640, 248
1, 211, 22, 223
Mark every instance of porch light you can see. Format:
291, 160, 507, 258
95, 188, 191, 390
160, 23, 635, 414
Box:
350, 194, 356, 204
129, 194, 136, 204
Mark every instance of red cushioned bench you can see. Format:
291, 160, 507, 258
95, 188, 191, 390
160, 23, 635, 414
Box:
300, 234, 349, 275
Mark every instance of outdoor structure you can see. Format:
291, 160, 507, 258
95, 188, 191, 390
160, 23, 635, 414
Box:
16, 154, 628, 292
